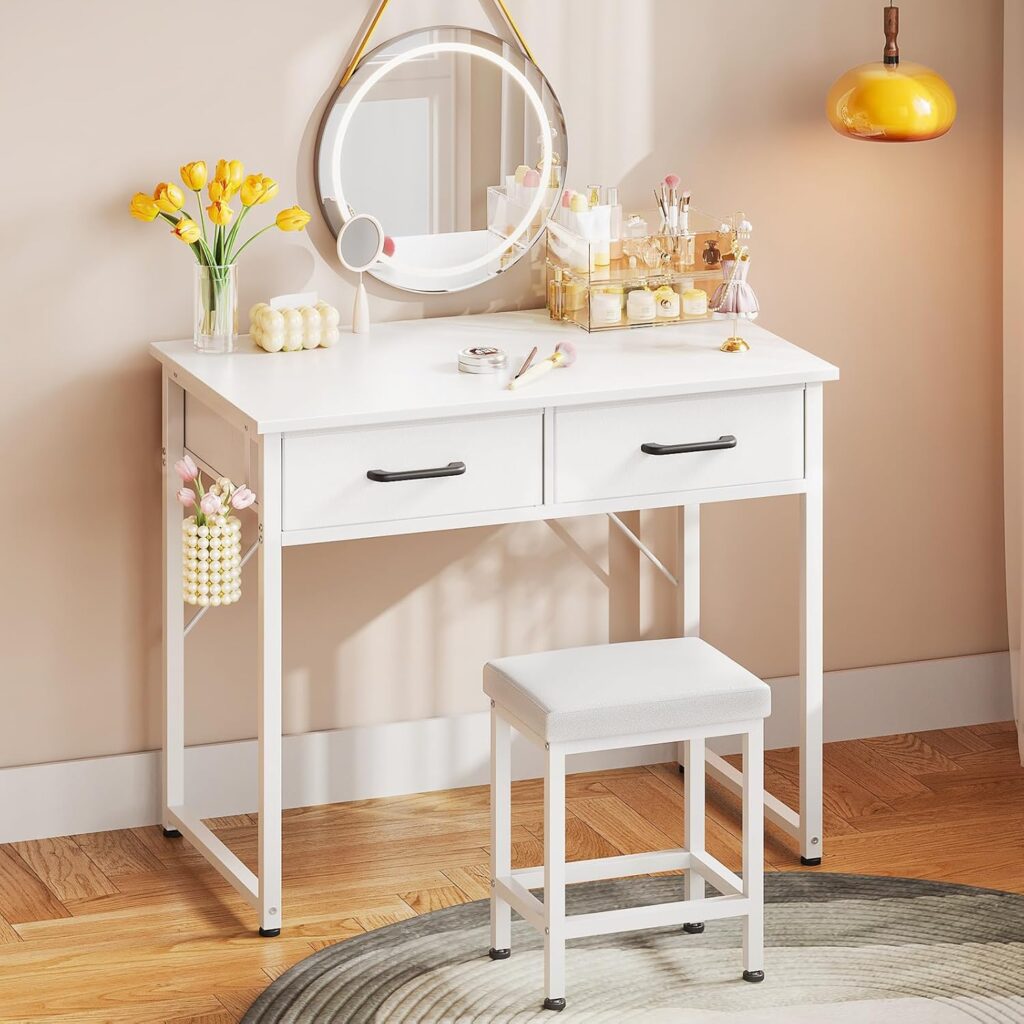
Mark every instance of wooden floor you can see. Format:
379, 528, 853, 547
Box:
0, 722, 1021, 1023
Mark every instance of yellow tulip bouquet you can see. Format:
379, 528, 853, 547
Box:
130, 160, 312, 351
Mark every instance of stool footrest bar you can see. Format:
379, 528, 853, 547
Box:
563, 894, 749, 940
513, 849, 692, 890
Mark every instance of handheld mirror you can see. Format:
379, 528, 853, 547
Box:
336, 213, 384, 335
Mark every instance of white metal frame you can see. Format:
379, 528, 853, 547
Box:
488, 702, 765, 1009
162, 371, 285, 934
160, 371, 825, 933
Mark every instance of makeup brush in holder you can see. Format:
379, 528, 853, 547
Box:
656, 174, 695, 268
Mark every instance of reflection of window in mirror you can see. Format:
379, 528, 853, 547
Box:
340, 71, 447, 238
340, 46, 539, 240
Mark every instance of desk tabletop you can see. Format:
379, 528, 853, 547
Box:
151, 309, 839, 434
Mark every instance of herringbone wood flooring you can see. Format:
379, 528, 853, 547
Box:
0, 722, 1021, 1023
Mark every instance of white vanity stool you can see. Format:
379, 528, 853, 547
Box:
484, 637, 771, 1012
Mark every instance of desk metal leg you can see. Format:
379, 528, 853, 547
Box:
258, 433, 284, 935
676, 504, 700, 772
677, 394, 825, 864
678, 505, 700, 639
162, 373, 185, 838
799, 384, 824, 864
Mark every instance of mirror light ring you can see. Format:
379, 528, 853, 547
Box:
330, 40, 553, 280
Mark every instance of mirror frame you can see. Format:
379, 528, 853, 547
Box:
316, 27, 566, 294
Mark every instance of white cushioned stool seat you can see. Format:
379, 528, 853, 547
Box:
484, 636, 770, 744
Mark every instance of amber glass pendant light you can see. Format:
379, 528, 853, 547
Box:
827, 5, 956, 142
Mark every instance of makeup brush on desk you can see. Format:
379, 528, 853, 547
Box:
507, 341, 577, 390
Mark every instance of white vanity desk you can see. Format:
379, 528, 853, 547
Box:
153, 308, 838, 934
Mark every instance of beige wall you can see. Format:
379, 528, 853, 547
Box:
0, 0, 1006, 768
1005, 1, 1023, 749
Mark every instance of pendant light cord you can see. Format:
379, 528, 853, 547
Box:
883, 4, 900, 66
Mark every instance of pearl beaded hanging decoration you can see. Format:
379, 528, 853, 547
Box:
174, 458, 253, 608
182, 514, 243, 606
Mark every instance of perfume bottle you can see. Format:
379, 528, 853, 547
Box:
622, 214, 648, 259
703, 238, 722, 269
678, 192, 695, 269
548, 267, 564, 320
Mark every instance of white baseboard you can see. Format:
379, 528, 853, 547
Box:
0, 651, 1012, 845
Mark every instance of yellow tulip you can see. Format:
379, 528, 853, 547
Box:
207, 200, 233, 226
207, 179, 229, 202
276, 206, 311, 232
240, 174, 279, 207
213, 159, 244, 197
129, 191, 160, 222
180, 161, 207, 191
153, 182, 185, 213
172, 218, 201, 244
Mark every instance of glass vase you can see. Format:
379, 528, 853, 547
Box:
193, 263, 237, 353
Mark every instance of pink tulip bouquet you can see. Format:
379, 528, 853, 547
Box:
175, 455, 256, 607
175, 455, 256, 524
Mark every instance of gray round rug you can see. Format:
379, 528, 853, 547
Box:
242, 873, 1024, 1023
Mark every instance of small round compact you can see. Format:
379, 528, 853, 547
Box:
458, 345, 508, 374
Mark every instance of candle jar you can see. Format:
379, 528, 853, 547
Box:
591, 289, 623, 326
626, 288, 656, 324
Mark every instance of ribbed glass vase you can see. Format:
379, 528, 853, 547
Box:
193, 263, 237, 353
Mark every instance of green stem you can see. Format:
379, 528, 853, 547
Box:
224, 204, 251, 264
231, 223, 275, 261
194, 191, 208, 243
196, 237, 216, 267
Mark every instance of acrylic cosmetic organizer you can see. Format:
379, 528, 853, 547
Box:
545, 211, 731, 333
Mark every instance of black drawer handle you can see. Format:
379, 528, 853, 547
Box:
641, 435, 737, 456
366, 461, 466, 483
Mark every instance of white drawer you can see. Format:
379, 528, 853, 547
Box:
283, 411, 543, 531
553, 388, 804, 503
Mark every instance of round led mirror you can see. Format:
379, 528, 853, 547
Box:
316, 27, 568, 294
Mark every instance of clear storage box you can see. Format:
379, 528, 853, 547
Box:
545, 209, 733, 332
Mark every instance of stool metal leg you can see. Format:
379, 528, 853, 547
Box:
543, 745, 567, 1011
683, 736, 706, 934
489, 707, 512, 960
742, 721, 765, 982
